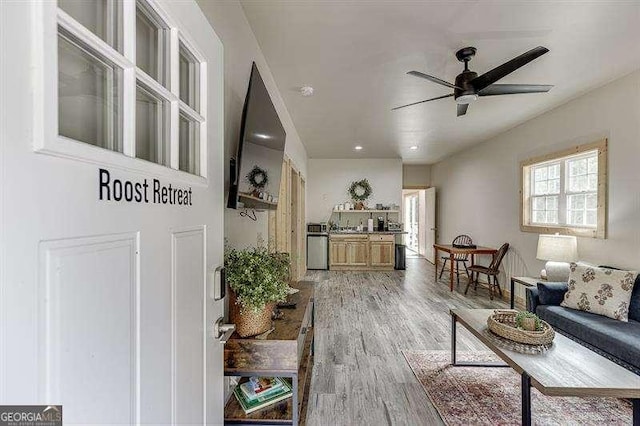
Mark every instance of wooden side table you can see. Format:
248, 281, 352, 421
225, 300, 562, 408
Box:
510, 276, 544, 309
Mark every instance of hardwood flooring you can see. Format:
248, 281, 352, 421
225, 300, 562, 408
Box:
304, 257, 508, 426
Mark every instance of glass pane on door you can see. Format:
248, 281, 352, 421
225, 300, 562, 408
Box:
178, 113, 200, 175
179, 42, 200, 111
135, 84, 168, 166
58, 30, 123, 152
58, 0, 121, 51
136, 4, 168, 87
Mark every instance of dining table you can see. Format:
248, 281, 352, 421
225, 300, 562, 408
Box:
433, 243, 498, 292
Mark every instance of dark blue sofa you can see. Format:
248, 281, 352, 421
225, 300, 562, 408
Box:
526, 273, 640, 374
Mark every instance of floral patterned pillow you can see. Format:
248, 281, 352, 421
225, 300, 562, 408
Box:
561, 262, 638, 321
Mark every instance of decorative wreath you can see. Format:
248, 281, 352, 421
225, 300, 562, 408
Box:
348, 179, 372, 202
246, 165, 269, 189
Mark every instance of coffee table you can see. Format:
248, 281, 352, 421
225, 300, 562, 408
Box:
450, 308, 640, 426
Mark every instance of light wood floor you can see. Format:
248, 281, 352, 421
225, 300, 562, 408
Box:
305, 258, 508, 426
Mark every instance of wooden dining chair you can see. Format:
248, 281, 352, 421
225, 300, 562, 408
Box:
438, 234, 473, 286
465, 243, 510, 300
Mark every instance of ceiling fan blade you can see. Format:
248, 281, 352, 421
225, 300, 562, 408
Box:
407, 71, 462, 90
479, 84, 553, 96
470, 46, 549, 91
457, 103, 468, 117
391, 93, 453, 111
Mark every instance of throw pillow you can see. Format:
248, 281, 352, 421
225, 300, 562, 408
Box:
537, 282, 568, 306
561, 262, 637, 321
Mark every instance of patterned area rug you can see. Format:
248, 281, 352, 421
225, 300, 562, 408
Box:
403, 350, 632, 426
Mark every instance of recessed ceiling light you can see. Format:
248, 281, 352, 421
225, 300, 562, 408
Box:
300, 86, 314, 97
254, 133, 271, 140
410, 145, 419, 150
354, 145, 363, 151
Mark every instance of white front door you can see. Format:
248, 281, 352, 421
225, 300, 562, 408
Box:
0, 1, 225, 424
425, 187, 437, 264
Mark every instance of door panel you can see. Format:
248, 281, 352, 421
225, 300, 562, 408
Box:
39, 233, 139, 424
172, 227, 205, 425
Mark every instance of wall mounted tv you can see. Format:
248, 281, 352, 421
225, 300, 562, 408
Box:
227, 62, 286, 210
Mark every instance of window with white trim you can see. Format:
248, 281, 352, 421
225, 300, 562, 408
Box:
55, 0, 205, 177
521, 140, 608, 239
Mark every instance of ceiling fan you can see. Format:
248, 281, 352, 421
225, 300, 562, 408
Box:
392, 46, 553, 116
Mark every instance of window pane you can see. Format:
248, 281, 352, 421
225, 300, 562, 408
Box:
549, 164, 560, 179
533, 197, 546, 210
534, 181, 548, 195
179, 42, 200, 112
569, 175, 587, 192
58, 30, 122, 152
587, 156, 598, 174
136, 85, 168, 166
546, 196, 558, 210
534, 167, 547, 181
179, 113, 200, 175
586, 210, 597, 226
548, 178, 560, 194
58, 0, 120, 51
588, 174, 598, 191
568, 194, 585, 210
533, 211, 546, 224
546, 211, 558, 224
586, 194, 598, 209
569, 210, 584, 225
569, 158, 587, 176
136, 5, 167, 86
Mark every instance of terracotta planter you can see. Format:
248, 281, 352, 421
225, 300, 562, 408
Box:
229, 290, 274, 338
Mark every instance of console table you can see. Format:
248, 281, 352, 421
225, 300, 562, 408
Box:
224, 281, 314, 425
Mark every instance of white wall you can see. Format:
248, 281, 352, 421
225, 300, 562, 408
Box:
431, 70, 640, 298
402, 164, 431, 188
196, 0, 307, 249
307, 159, 402, 223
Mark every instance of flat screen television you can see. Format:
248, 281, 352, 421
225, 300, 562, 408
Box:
227, 63, 286, 210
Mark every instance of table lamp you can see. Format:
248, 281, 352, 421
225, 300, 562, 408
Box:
536, 234, 578, 282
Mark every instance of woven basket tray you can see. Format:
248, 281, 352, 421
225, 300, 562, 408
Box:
487, 309, 555, 346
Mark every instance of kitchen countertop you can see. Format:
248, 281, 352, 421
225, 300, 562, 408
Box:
328, 230, 407, 235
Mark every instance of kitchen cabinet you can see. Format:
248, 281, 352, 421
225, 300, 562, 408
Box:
329, 241, 349, 266
349, 241, 369, 266
370, 242, 394, 267
329, 233, 396, 270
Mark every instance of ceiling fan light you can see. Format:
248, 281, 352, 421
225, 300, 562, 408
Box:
455, 94, 478, 105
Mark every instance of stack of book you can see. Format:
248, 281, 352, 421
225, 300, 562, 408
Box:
233, 377, 293, 414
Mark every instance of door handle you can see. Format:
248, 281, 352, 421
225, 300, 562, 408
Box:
210, 266, 225, 301
213, 317, 235, 344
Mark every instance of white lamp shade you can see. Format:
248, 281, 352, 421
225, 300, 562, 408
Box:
536, 234, 578, 262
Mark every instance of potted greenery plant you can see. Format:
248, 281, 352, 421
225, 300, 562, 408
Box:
224, 246, 290, 337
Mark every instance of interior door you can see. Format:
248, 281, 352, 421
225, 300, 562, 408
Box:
0, 1, 225, 424
425, 187, 437, 264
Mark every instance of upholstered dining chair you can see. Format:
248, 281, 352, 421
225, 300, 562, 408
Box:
465, 243, 510, 300
439, 234, 473, 286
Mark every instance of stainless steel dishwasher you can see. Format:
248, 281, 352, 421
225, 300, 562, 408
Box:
307, 232, 329, 270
